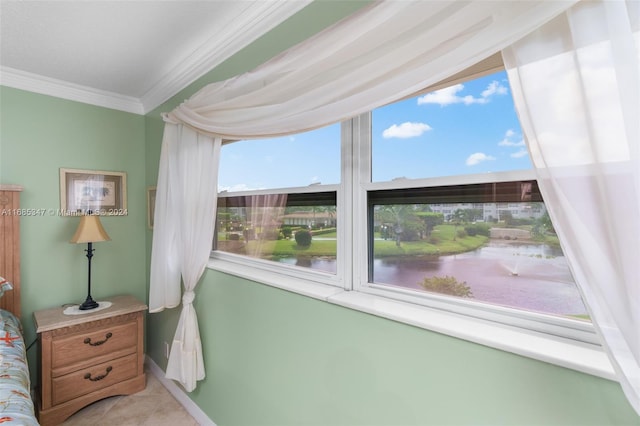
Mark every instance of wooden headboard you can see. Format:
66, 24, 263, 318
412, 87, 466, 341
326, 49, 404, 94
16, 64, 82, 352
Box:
0, 184, 23, 319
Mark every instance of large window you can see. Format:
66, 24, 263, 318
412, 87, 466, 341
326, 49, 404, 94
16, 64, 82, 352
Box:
213, 70, 592, 343
216, 124, 341, 276
216, 191, 337, 274
367, 182, 587, 320
364, 73, 587, 321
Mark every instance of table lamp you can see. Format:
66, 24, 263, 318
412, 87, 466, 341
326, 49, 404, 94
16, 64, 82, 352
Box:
70, 214, 111, 310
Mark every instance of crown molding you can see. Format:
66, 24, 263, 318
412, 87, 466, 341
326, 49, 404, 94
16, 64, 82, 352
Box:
140, 0, 312, 113
0, 66, 144, 114
1, 1, 311, 115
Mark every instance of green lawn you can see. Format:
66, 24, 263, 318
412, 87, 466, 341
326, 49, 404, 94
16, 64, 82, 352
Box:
374, 226, 488, 257
221, 224, 489, 258
246, 239, 337, 257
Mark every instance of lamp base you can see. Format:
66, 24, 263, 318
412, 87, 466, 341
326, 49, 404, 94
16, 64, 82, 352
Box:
79, 296, 99, 310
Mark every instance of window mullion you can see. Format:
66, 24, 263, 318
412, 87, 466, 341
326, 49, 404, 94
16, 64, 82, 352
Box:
339, 120, 352, 290
350, 112, 371, 292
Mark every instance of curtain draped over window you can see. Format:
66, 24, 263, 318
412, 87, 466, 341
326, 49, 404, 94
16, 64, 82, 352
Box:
245, 194, 288, 258
162, 1, 577, 139
150, 0, 633, 395
150, 124, 221, 391
503, 0, 639, 414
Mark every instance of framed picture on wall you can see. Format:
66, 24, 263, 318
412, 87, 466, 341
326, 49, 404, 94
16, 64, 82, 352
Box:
60, 168, 127, 216
147, 186, 157, 229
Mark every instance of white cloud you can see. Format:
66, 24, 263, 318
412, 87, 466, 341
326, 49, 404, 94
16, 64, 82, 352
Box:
466, 152, 496, 166
382, 122, 432, 139
418, 84, 465, 106
497, 129, 528, 160
418, 80, 508, 107
498, 129, 525, 147
510, 149, 529, 158
482, 80, 509, 98
498, 137, 525, 147
463, 95, 487, 105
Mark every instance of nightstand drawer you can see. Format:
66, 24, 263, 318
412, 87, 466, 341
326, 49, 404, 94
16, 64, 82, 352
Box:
52, 320, 137, 370
35, 295, 147, 425
52, 353, 138, 405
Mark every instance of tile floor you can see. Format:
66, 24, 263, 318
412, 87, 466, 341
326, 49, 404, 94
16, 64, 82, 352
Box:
62, 367, 199, 426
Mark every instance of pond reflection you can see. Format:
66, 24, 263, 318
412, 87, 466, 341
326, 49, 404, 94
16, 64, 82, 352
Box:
277, 241, 587, 317
373, 241, 586, 316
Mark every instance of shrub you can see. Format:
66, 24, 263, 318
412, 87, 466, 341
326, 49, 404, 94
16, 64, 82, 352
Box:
419, 275, 473, 298
456, 229, 467, 239
464, 223, 491, 237
399, 219, 423, 242
294, 229, 312, 247
311, 227, 336, 236
281, 226, 293, 239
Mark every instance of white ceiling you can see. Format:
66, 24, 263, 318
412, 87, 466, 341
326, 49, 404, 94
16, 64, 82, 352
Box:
0, 1, 311, 114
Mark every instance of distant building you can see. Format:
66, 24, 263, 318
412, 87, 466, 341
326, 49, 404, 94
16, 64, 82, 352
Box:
282, 211, 336, 228
428, 202, 546, 222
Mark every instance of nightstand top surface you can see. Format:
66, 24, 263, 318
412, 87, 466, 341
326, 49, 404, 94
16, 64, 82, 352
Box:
34, 294, 147, 333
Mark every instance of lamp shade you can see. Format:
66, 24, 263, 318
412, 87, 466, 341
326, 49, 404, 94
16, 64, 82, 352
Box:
70, 215, 111, 244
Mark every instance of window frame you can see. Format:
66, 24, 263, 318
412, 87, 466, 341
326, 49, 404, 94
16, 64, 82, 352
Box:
352, 112, 600, 346
214, 183, 344, 289
208, 73, 614, 381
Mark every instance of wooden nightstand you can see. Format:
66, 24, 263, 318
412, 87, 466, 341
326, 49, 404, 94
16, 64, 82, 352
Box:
34, 294, 147, 426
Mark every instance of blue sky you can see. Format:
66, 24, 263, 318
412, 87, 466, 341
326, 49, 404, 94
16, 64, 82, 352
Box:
218, 71, 532, 191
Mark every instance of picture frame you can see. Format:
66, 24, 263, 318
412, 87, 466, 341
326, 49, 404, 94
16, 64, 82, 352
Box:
147, 186, 157, 229
60, 168, 127, 216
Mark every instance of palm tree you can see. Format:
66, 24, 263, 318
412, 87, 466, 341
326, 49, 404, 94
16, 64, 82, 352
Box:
452, 209, 466, 241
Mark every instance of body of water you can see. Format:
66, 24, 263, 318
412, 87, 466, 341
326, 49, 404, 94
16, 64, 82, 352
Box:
278, 241, 587, 317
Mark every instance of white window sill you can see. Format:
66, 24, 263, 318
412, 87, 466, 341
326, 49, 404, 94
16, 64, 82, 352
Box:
207, 257, 616, 382
208, 254, 344, 301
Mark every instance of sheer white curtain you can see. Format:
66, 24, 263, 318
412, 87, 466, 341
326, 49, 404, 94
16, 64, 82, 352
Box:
149, 124, 180, 311
150, 124, 221, 391
246, 194, 288, 259
150, 0, 577, 392
164, 1, 576, 139
503, 0, 639, 415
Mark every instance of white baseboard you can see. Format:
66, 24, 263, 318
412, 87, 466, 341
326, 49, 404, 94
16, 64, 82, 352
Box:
145, 356, 217, 426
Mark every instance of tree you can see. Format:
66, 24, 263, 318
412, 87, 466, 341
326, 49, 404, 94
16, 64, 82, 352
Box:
532, 211, 556, 238
539, 211, 555, 234
318, 205, 337, 227
462, 208, 483, 223
451, 209, 467, 241
377, 205, 412, 247
415, 212, 444, 238
500, 210, 514, 226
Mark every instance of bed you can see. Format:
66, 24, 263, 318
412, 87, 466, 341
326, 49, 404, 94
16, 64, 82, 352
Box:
0, 185, 38, 425
0, 283, 37, 425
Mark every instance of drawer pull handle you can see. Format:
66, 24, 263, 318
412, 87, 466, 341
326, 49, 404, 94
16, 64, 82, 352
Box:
84, 332, 113, 346
84, 366, 113, 382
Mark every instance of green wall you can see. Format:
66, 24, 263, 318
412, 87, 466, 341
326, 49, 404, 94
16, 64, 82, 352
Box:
152, 271, 640, 425
0, 87, 147, 378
